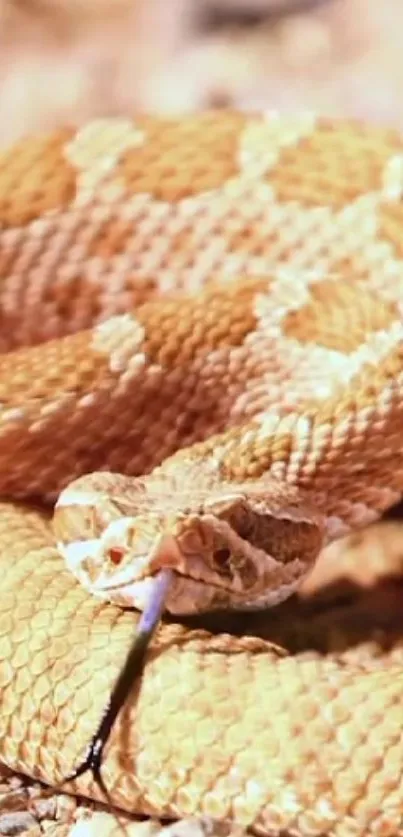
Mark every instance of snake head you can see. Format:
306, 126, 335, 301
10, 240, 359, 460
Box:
54, 463, 324, 614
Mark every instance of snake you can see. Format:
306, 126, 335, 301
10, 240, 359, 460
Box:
1, 110, 403, 837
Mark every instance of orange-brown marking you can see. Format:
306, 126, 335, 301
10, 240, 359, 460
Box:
282, 278, 398, 353
0, 330, 110, 411
138, 275, 268, 367
266, 120, 403, 209
115, 112, 248, 202
0, 128, 76, 227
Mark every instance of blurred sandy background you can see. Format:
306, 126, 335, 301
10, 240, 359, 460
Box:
0, 0, 403, 146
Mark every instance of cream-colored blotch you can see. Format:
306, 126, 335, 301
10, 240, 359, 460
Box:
65, 119, 146, 205
91, 314, 146, 374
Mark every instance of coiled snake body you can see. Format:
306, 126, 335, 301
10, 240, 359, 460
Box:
1, 111, 403, 836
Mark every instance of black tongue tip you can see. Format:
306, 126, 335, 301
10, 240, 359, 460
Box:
55, 568, 173, 798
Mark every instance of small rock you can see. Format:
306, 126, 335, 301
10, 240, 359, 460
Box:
0, 811, 38, 836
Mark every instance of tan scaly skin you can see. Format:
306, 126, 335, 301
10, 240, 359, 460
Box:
1, 111, 403, 836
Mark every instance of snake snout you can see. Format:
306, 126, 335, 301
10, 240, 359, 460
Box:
54, 494, 190, 610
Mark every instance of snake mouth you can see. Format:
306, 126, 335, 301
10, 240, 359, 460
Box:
60, 524, 310, 615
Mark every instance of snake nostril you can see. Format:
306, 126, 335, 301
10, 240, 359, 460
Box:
214, 548, 231, 571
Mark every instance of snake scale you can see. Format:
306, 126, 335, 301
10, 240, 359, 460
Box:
1, 110, 403, 836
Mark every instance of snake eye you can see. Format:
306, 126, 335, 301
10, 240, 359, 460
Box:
108, 547, 125, 565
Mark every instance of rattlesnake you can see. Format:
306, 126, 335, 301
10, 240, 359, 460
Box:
1, 111, 403, 837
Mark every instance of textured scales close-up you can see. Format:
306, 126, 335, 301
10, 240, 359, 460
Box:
1, 110, 403, 836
